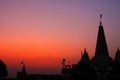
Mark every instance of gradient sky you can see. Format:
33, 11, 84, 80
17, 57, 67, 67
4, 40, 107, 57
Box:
0, 0, 120, 77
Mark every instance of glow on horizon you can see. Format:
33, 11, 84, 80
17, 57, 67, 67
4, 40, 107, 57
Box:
0, 0, 120, 77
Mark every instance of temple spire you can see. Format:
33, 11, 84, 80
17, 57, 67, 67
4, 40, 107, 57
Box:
95, 14, 109, 56
81, 48, 89, 62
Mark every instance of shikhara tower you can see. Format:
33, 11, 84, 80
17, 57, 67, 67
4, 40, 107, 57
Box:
91, 15, 113, 79
95, 14, 109, 56
91, 14, 113, 66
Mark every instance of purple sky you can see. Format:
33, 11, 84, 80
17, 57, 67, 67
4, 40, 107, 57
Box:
0, 0, 120, 78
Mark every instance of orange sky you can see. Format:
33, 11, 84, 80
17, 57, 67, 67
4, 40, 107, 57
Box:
0, 0, 120, 77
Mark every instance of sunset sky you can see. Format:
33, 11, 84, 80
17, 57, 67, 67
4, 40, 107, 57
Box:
0, 0, 120, 77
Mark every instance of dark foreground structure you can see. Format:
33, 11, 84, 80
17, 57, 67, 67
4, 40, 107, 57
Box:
0, 15, 120, 80
0, 59, 8, 78
16, 64, 61, 80
61, 15, 120, 80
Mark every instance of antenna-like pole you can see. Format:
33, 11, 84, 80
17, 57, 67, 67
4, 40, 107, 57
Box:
100, 14, 102, 26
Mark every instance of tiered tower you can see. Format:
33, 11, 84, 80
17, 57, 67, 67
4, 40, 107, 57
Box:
91, 14, 113, 80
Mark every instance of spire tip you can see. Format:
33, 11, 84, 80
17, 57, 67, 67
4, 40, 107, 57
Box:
100, 14, 102, 26
100, 14, 102, 19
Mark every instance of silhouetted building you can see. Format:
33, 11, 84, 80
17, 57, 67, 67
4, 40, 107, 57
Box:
0, 59, 8, 78
70, 49, 98, 80
17, 64, 27, 80
108, 48, 120, 80
79, 48, 89, 64
91, 14, 113, 80
61, 14, 120, 80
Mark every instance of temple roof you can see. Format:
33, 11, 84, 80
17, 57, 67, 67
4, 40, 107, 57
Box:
95, 14, 109, 56
91, 15, 113, 66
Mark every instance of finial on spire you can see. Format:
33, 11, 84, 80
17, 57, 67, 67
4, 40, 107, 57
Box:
100, 14, 102, 26
100, 14, 102, 19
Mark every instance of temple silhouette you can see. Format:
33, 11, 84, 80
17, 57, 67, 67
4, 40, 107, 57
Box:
61, 14, 120, 80
0, 15, 120, 80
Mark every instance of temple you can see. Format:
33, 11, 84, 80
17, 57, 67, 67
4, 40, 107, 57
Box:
91, 14, 113, 79
61, 14, 120, 80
